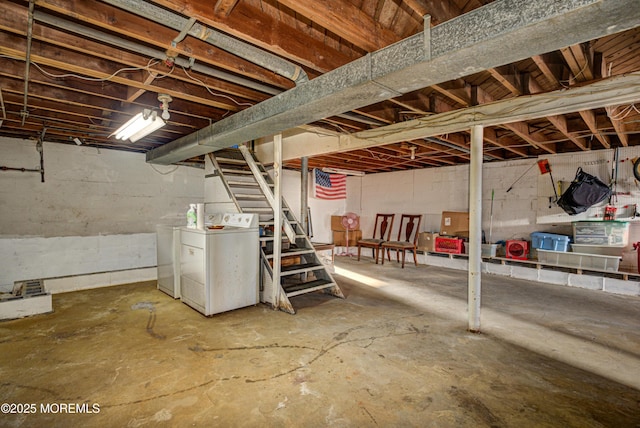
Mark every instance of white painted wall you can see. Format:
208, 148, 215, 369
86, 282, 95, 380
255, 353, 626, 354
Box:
277, 159, 558, 246
283, 149, 639, 246
280, 169, 346, 243
0, 138, 204, 290
3, 136, 637, 294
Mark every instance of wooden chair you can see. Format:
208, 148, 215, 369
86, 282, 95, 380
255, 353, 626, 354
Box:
356, 214, 395, 264
381, 214, 422, 268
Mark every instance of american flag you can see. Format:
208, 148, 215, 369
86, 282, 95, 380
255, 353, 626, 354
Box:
313, 168, 347, 200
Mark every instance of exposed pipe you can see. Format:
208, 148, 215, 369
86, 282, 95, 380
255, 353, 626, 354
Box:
145, 0, 640, 165
34, 11, 383, 127
0, 166, 41, 173
100, 0, 308, 85
468, 125, 483, 332
2, 128, 50, 181
21, 0, 35, 126
37, 126, 46, 182
33, 10, 281, 96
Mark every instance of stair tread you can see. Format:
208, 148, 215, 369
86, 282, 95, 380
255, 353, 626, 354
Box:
243, 207, 274, 213
221, 169, 268, 176
260, 234, 306, 242
235, 194, 268, 200
242, 207, 290, 212
264, 248, 316, 259
210, 151, 344, 312
280, 262, 325, 276
215, 157, 247, 165
228, 181, 274, 188
283, 279, 336, 295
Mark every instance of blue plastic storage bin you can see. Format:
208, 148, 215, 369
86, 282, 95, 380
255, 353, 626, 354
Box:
530, 232, 570, 252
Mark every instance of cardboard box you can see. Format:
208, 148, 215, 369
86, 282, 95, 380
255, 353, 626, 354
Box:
331, 215, 360, 231
332, 230, 362, 246
440, 211, 469, 236
417, 232, 439, 252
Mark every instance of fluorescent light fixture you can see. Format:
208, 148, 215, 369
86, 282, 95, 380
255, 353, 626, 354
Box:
322, 167, 365, 176
73, 137, 83, 145
112, 109, 165, 142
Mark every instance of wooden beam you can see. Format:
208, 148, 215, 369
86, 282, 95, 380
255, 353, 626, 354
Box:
527, 74, 588, 151
569, 43, 595, 81
545, 114, 588, 150
532, 51, 612, 149
431, 84, 470, 107
503, 122, 556, 154
402, 0, 459, 25
481, 127, 529, 157
334, 73, 640, 153
152, 0, 358, 72
126, 72, 157, 103
0, 36, 244, 112
561, 42, 594, 84
34, 0, 291, 88
607, 106, 630, 146
532, 54, 561, 87
488, 66, 522, 96
214, 0, 239, 17
275, 0, 400, 51
579, 109, 611, 149
429, 81, 540, 156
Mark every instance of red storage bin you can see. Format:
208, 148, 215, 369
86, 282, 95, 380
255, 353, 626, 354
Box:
506, 240, 529, 260
435, 237, 464, 254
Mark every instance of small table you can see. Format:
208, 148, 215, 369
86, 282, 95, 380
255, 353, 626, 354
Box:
312, 242, 335, 263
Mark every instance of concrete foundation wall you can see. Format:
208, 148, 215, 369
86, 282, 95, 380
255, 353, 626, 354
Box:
281, 169, 346, 244
0, 138, 204, 291
273, 147, 640, 297
347, 158, 574, 243
267, 145, 640, 248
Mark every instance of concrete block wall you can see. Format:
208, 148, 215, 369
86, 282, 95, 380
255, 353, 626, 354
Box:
0, 234, 156, 289
276, 147, 639, 298
0, 139, 203, 237
346, 159, 542, 242
0, 138, 204, 291
280, 169, 347, 244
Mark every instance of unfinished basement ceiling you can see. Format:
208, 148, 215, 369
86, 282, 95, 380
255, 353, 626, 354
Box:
0, 0, 639, 173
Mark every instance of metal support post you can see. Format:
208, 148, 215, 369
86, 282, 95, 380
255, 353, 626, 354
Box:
468, 125, 483, 332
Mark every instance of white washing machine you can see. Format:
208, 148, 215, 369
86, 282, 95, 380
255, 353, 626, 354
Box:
179, 213, 259, 316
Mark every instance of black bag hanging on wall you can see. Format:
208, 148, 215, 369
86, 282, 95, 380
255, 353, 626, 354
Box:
557, 167, 612, 215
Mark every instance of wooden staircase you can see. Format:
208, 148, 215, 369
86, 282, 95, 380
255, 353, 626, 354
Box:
209, 147, 344, 314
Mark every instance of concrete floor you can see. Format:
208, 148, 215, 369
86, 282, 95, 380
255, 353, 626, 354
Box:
1, 256, 639, 427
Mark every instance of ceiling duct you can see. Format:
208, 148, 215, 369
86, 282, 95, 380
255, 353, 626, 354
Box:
21, 0, 35, 126
100, 0, 308, 85
143, 0, 640, 165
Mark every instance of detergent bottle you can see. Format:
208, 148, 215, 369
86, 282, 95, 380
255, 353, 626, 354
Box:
186, 204, 197, 228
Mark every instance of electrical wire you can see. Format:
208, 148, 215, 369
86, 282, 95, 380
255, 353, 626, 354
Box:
559, 61, 590, 88
2, 54, 252, 108
180, 65, 253, 107
31, 59, 163, 82
146, 57, 174, 80
150, 163, 179, 175
606, 104, 640, 121
318, 120, 351, 134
